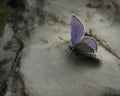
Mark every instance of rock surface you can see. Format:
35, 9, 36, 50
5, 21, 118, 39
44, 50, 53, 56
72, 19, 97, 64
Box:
1, 0, 120, 96
19, 0, 120, 96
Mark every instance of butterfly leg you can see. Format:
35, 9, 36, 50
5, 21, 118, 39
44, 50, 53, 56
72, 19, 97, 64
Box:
70, 50, 74, 55
65, 45, 73, 54
65, 48, 73, 55
68, 45, 74, 55
65, 48, 69, 52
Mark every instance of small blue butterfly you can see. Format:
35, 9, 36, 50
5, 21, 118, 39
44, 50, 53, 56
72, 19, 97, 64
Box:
69, 15, 98, 58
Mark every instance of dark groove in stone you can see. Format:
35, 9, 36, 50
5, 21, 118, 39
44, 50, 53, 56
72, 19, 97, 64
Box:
9, 34, 24, 76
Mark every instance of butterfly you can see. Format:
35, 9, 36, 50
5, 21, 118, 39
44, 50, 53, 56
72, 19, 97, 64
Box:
69, 15, 98, 59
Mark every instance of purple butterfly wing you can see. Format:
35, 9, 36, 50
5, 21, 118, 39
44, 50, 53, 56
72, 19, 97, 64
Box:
71, 15, 85, 46
81, 36, 98, 52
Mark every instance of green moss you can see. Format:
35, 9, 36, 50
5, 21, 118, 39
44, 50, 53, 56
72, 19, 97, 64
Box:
0, 3, 12, 37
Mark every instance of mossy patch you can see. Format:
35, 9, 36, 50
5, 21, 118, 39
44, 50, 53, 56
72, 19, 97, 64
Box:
0, 3, 12, 37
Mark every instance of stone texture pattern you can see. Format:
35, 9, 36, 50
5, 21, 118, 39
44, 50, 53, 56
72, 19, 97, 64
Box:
20, 0, 120, 96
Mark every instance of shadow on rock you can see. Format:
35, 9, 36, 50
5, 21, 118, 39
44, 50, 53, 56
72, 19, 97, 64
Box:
66, 52, 102, 68
103, 87, 120, 96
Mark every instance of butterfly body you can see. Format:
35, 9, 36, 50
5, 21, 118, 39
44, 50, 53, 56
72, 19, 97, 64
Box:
69, 15, 98, 59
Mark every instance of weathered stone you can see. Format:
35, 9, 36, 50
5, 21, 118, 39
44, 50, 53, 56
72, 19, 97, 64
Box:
20, 0, 120, 96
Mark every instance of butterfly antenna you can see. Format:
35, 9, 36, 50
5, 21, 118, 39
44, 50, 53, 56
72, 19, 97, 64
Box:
58, 36, 72, 53
58, 36, 67, 42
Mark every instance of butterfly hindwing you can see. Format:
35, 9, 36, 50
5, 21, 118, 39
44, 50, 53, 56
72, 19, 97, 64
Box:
74, 43, 97, 59
71, 15, 85, 46
81, 36, 98, 53
74, 43, 94, 53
